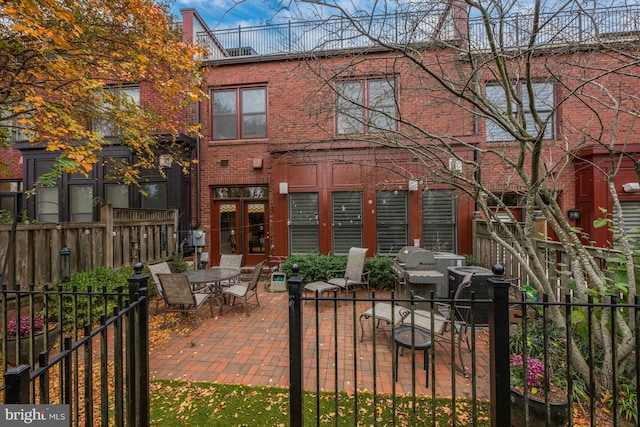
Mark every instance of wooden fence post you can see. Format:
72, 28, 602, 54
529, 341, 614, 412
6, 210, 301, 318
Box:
103, 203, 114, 269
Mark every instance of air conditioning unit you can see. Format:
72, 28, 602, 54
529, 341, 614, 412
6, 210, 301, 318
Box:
432, 252, 466, 297
448, 266, 494, 325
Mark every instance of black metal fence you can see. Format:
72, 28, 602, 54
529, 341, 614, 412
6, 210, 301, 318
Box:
287, 265, 640, 426
0, 264, 149, 426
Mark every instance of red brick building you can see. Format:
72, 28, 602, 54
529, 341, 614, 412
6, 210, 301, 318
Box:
179, 6, 640, 268
3, 4, 640, 270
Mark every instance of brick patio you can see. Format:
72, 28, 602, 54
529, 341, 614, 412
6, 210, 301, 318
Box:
149, 281, 492, 400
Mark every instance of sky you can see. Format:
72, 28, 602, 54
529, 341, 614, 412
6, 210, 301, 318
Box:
170, 0, 321, 30
170, 0, 640, 32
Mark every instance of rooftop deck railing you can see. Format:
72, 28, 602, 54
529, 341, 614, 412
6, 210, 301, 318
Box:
199, 7, 454, 58
468, 4, 640, 50
197, 4, 640, 59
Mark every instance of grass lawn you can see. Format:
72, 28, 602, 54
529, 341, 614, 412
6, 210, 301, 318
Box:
150, 380, 491, 426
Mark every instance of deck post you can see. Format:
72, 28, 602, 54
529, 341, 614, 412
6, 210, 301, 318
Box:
488, 264, 511, 427
288, 264, 304, 427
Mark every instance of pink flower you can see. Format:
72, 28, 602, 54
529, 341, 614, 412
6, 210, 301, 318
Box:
510, 353, 552, 393
5, 315, 45, 340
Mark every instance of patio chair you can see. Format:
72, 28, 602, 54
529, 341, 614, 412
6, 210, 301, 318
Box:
327, 247, 370, 294
222, 260, 267, 316
359, 302, 411, 342
407, 273, 473, 374
147, 261, 172, 313
157, 273, 214, 329
219, 254, 243, 286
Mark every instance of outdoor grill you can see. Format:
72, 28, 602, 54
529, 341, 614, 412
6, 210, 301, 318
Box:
392, 247, 444, 308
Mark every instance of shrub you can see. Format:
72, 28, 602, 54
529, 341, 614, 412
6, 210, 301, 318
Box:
509, 316, 589, 400
47, 266, 133, 329
279, 253, 395, 290
510, 354, 551, 394
171, 252, 190, 273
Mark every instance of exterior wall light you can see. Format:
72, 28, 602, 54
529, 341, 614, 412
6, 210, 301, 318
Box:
567, 208, 581, 220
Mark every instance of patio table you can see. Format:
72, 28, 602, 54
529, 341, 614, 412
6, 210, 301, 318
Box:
186, 267, 239, 315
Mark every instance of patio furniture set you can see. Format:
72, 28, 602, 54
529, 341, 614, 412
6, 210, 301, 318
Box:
148, 256, 267, 328
149, 246, 477, 386
301, 247, 476, 386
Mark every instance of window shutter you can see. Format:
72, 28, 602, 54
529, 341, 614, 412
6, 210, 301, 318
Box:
376, 191, 408, 255
289, 193, 319, 255
332, 192, 363, 255
613, 202, 640, 249
422, 190, 456, 252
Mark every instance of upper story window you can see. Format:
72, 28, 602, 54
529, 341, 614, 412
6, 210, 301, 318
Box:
93, 85, 140, 136
213, 87, 267, 140
336, 77, 397, 134
1, 106, 32, 142
485, 81, 554, 142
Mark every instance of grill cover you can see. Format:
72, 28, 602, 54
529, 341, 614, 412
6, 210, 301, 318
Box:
395, 247, 435, 269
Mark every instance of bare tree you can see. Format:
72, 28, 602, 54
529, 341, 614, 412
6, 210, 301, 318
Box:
281, 0, 640, 391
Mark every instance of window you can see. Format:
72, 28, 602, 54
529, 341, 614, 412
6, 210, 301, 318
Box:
70, 185, 94, 222
289, 193, 319, 255
141, 183, 167, 209
332, 192, 363, 255
0, 181, 22, 220
422, 190, 456, 252
213, 87, 266, 140
485, 82, 554, 141
36, 187, 59, 222
105, 184, 130, 208
336, 77, 396, 134
93, 85, 140, 136
377, 191, 408, 255
1, 107, 32, 142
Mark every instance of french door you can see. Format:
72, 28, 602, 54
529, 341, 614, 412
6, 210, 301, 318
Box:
214, 196, 269, 266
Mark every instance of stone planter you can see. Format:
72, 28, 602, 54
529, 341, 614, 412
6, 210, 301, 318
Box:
4, 325, 60, 365
510, 388, 568, 427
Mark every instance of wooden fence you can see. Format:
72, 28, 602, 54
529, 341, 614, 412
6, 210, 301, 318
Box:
473, 218, 618, 294
0, 205, 179, 289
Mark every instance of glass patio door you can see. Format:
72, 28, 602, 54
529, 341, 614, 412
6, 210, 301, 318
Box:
219, 202, 240, 255
214, 196, 269, 266
244, 202, 267, 265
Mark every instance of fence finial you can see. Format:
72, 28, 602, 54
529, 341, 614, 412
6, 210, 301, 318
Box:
492, 263, 504, 277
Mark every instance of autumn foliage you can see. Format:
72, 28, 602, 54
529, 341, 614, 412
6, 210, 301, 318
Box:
0, 0, 206, 183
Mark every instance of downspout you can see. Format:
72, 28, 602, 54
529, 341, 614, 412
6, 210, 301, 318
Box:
195, 101, 201, 229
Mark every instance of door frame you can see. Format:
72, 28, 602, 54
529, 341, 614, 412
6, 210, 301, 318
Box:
210, 189, 269, 267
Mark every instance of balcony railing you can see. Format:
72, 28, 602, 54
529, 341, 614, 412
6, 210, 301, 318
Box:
468, 4, 640, 50
198, 7, 454, 58
197, 4, 640, 59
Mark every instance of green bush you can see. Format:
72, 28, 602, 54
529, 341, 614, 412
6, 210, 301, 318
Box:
171, 252, 190, 273
279, 253, 395, 290
47, 266, 133, 330
509, 316, 589, 401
